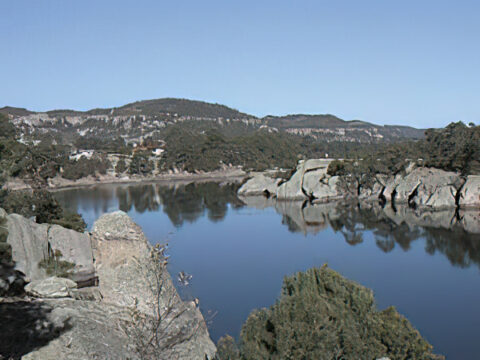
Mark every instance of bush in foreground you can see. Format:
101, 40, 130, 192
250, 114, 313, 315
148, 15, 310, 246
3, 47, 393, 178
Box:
218, 265, 442, 360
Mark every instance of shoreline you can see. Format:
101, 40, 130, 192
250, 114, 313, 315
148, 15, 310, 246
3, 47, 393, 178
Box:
4, 168, 248, 192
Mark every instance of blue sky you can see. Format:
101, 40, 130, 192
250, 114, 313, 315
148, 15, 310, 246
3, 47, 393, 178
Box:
1, 0, 478, 127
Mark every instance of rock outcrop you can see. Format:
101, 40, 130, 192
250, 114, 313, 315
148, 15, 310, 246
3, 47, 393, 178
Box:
237, 174, 281, 197
25, 276, 77, 298
239, 160, 480, 210
239, 159, 338, 201
1, 210, 216, 360
304, 173, 341, 203
459, 175, 480, 209
277, 159, 333, 200
90, 211, 216, 360
386, 167, 463, 210
5, 214, 95, 284
0, 209, 25, 296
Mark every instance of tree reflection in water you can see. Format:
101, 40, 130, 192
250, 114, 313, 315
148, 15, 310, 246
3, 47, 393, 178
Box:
56, 183, 480, 270
270, 199, 480, 269
115, 182, 243, 226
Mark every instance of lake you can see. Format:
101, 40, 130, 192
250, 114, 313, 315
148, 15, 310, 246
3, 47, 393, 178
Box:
54, 181, 480, 359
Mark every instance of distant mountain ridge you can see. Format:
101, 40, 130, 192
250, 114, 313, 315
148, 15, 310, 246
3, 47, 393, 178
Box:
0, 98, 425, 144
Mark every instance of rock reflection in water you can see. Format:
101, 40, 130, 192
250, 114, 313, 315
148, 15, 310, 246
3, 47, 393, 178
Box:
258, 198, 480, 269
57, 184, 480, 270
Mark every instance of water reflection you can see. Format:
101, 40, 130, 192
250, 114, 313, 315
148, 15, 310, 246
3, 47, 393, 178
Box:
55, 183, 480, 270
55, 182, 244, 227
240, 197, 480, 269
54, 182, 480, 359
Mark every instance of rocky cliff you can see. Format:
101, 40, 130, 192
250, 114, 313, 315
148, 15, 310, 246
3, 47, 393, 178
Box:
0, 210, 216, 359
239, 159, 480, 210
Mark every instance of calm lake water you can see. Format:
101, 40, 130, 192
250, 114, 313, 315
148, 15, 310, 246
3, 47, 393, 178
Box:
55, 182, 480, 359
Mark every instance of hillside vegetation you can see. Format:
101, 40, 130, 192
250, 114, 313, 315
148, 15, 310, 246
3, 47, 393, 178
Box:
328, 122, 480, 193
3, 98, 425, 151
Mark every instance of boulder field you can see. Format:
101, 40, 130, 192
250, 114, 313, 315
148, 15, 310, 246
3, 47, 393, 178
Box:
238, 159, 480, 210
0, 210, 216, 360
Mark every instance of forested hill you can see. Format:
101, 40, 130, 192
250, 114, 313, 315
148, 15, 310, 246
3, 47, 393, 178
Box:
1, 98, 424, 146
263, 114, 424, 140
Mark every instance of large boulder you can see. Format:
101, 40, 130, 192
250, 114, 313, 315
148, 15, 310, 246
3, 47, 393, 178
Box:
90, 211, 159, 312
392, 168, 463, 209
459, 175, 480, 209
91, 211, 217, 359
48, 225, 95, 285
5, 213, 95, 284
303, 172, 341, 202
237, 174, 281, 197
15, 211, 217, 360
277, 159, 331, 200
0, 208, 25, 296
25, 276, 77, 298
382, 175, 401, 202
6, 214, 49, 281
16, 299, 142, 360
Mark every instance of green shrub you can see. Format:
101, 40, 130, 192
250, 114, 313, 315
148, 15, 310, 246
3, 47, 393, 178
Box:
0, 189, 62, 223
216, 335, 240, 360
0, 217, 11, 263
0, 190, 86, 232
235, 265, 441, 360
327, 159, 346, 176
51, 210, 87, 232
38, 249, 75, 278
0, 114, 16, 140
129, 152, 154, 175
62, 155, 111, 180
424, 122, 480, 175
115, 158, 127, 174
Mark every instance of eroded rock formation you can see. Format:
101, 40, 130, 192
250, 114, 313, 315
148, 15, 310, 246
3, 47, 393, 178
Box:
239, 160, 480, 210
1, 210, 216, 360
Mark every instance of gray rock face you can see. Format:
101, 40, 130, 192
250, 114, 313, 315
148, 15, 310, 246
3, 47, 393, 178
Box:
380, 168, 464, 210
90, 211, 160, 313
382, 175, 401, 202
237, 174, 281, 197
25, 276, 77, 298
47, 225, 95, 285
394, 168, 463, 209
5, 214, 95, 284
258, 160, 480, 210
303, 172, 341, 202
20, 299, 141, 360
276, 159, 334, 200
1, 209, 26, 296
22, 211, 216, 360
277, 167, 308, 200
6, 214, 49, 282
459, 175, 480, 209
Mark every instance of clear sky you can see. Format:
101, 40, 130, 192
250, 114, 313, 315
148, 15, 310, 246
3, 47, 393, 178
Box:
1, 0, 478, 127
